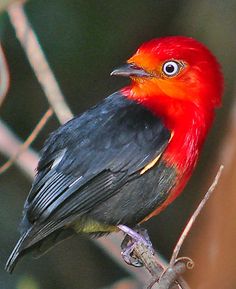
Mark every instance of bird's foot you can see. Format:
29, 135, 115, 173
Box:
118, 224, 154, 267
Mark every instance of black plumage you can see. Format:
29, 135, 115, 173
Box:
6, 92, 175, 273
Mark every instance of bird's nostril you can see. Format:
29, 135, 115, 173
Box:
129, 63, 142, 70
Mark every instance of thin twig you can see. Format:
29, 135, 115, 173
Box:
7, 2, 73, 124
0, 118, 38, 178
0, 108, 53, 175
0, 44, 10, 107
170, 165, 224, 266
155, 260, 188, 289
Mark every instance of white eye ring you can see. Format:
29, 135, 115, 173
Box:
163, 61, 181, 77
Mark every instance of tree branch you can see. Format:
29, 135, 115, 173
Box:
170, 165, 224, 266
7, 1, 73, 124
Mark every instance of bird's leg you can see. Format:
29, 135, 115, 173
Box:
118, 224, 154, 267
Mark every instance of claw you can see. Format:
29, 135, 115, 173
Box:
118, 224, 154, 267
120, 234, 143, 267
121, 242, 143, 267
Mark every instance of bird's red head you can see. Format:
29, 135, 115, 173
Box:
112, 36, 224, 112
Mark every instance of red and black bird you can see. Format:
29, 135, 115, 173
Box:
6, 36, 223, 272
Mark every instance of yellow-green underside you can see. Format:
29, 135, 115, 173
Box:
72, 218, 118, 234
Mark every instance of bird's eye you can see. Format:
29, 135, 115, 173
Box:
162, 61, 181, 77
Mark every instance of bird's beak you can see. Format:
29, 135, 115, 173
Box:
111, 63, 151, 78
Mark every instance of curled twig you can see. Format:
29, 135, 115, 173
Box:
170, 165, 224, 266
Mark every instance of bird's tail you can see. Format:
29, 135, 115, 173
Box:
5, 231, 29, 274
5, 227, 75, 273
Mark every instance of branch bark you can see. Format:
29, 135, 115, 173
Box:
7, 2, 73, 124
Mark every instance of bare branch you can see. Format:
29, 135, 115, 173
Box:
154, 259, 189, 289
0, 108, 53, 175
132, 242, 189, 289
170, 165, 224, 266
0, 118, 38, 178
7, 2, 73, 124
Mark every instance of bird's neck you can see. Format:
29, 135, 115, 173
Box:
121, 86, 214, 172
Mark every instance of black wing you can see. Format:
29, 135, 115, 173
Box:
23, 92, 170, 244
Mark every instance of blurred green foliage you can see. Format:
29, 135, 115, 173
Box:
0, 1, 235, 288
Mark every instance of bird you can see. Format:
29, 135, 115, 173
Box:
5, 36, 223, 273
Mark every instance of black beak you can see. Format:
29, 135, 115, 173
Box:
111, 63, 151, 77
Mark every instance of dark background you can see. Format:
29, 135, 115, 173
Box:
0, 1, 235, 288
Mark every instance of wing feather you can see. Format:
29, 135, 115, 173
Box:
21, 92, 171, 246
